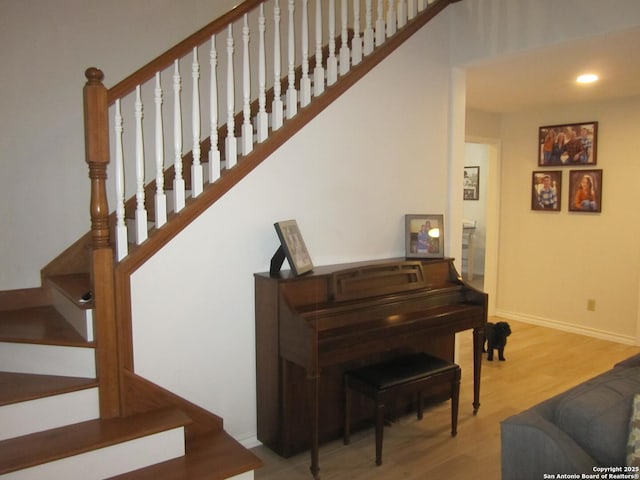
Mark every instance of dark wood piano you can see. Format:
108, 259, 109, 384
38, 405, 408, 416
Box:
254, 257, 487, 479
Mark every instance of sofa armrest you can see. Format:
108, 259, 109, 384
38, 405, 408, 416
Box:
615, 353, 640, 369
501, 409, 597, 480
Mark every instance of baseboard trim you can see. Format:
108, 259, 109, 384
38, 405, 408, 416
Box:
236, 435, 261, 450
495, 309, 638, 346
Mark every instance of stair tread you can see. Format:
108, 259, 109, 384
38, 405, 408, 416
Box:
0, 407, 192, 475
0, 305, 93, 347
108, 429, 262, 480
0, 371, 97, 406
46, 273, 92, 309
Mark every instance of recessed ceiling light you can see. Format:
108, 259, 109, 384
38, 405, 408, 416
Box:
576, 73, 599, 84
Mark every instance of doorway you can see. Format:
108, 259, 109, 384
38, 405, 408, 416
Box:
463, 139, 500, 316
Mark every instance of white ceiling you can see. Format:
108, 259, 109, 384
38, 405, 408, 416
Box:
464, 26, 640, 114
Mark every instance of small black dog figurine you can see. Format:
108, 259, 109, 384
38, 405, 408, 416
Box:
483, 321, 512, 361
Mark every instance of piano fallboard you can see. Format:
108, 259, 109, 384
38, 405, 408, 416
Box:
280, 285, 484, 369
316, 303, 484, 365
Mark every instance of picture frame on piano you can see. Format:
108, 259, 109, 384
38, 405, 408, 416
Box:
273, 219, 314, 276
405, 214, 445, 259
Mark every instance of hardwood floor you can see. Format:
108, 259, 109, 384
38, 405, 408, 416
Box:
251, 318, 640, 480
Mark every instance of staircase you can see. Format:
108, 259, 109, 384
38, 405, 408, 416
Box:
0, 0, 458, 478
0, 277, 259, 479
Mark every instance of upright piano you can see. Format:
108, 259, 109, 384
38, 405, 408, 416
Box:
254, 257, 487, 479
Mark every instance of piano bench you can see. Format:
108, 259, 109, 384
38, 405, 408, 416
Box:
343, 353, 461, 466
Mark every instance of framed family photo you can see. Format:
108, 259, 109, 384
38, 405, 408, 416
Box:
531, 170, 562, 211
568, 169, 602, 213
463, 166, 480, 200
273, 219, 314, 275
405, 214, 445, 258
538, 121, 598, 166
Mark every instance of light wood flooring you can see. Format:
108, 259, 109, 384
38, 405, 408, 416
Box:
251, 318, 640, 480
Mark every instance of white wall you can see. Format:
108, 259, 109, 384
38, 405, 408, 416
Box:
0, 0, 238, 290
496, 97, 640, 342
456, 1, 640, 344
130, 15, 454, 444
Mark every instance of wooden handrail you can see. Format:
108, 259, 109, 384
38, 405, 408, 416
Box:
112, 0, 454, 369
107, 0, 263, 103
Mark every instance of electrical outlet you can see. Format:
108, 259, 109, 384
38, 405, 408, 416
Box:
587, 299, 596, 311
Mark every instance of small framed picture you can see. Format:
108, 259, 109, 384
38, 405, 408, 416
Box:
274, 220, 314, 275
405, 214, 445, 258
464, 166, 480, 200
538, 121, 598, 166
568, 169, 603, 213
531, 170, 562, 211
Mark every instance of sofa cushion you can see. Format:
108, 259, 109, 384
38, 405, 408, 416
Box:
616, 354, 640, 369
553, 366, 640, 467
627, 393, 640, 466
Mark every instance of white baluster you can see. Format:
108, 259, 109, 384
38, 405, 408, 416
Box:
352, 0, 363, 66
191, 47, 203, 196
241, 14, 253, 156
313, 0, 325, 96
408, 0, 417, 20
299, 0, 311, 107
134, 85, 148, 245
209, 35, 221, 183
173, 60, 186, 212
286, 0, 297, 119
327, 0, 338, 85
272, 0, 284, 130
397, 0, 407, 28
418, 0, 427, 11
226, 24, 238, 169
339, 0, 350, 75
375, 0, 385, 47
364, 0, 374, 55
114, 99, 128, 261
154, 73, 167, 228
256, 4, 269, 142
387, 0, 397, 37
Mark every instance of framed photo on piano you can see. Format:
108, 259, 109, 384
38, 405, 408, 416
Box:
273, 219, 314, 276
405, 214, 445, 259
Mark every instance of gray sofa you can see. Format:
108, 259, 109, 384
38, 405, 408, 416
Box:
501, 354, 640, 480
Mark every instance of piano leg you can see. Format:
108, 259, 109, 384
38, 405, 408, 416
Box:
472, 326, 484, 415
307, 371, 320, 479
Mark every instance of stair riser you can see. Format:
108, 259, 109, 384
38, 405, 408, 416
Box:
2, 427, 186, 479
49, 287, 94, 342
0, 342, 95, 377
0, 388, 99, 441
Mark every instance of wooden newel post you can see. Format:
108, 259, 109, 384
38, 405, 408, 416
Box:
84, 68, 111, 249
83, 67, 121, 419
